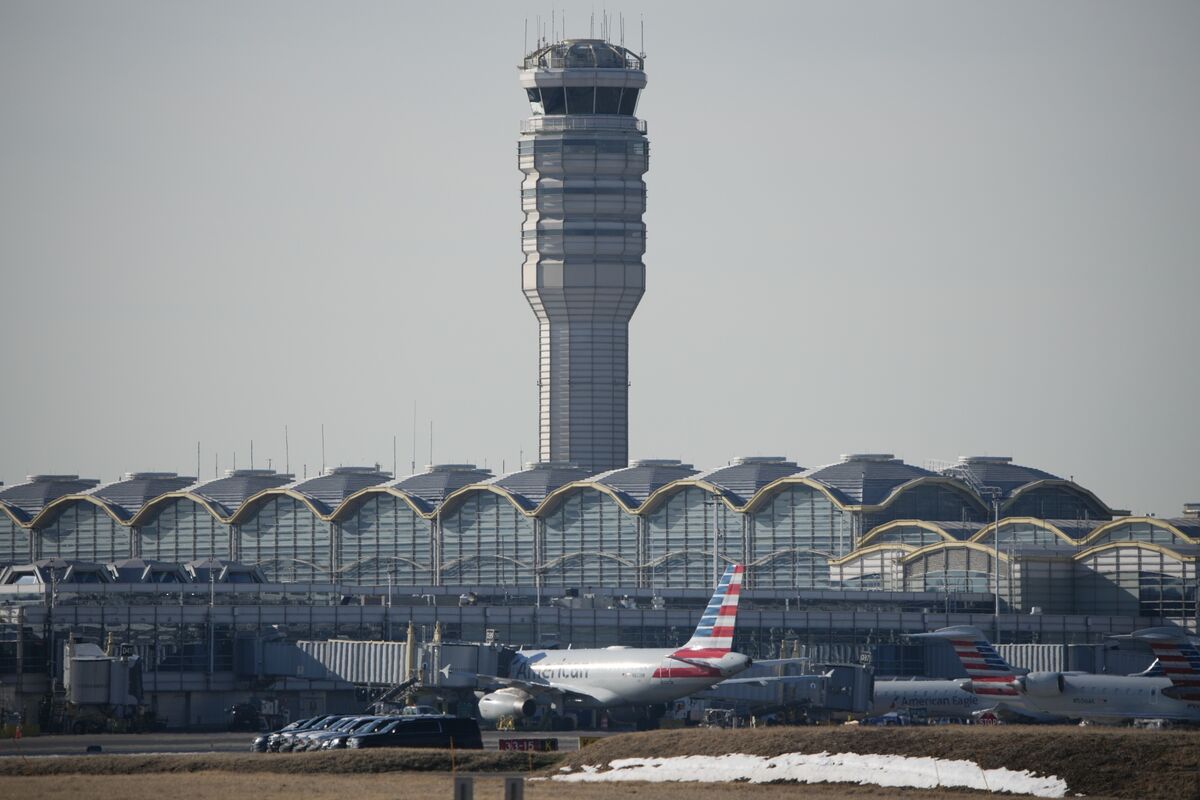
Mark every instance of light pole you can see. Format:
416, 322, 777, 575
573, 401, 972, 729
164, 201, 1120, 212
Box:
990, 490, 1002, 643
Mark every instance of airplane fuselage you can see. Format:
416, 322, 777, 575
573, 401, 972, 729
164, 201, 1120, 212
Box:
1018, 673, 1200, 723
510, 647, 750, 707
870, 680, 990, 719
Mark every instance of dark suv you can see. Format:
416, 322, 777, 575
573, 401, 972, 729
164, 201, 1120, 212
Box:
346, 716, 482, 750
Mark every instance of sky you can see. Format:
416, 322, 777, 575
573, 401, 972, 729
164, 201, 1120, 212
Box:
0, 1, 1197, 516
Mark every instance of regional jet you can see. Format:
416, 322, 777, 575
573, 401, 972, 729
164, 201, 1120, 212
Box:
460, 564, 782, 724
921, 625, 1200, 724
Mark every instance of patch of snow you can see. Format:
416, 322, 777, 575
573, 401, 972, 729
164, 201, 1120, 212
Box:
552, 752, 1068, 798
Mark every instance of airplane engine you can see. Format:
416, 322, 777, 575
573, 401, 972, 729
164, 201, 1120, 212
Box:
477, 689, 537, 721
1020, 672, 1066, 698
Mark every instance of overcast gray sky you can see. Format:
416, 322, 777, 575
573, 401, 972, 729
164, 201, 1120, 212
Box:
1, 1, 1196, 516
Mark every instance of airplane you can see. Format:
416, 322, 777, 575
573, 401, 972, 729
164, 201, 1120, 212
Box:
869, 677, 991, 720
919, 624, 1200, 724
464, 563, 783, 725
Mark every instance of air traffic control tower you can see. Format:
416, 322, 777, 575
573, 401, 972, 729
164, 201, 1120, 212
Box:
519, 39, 648, 473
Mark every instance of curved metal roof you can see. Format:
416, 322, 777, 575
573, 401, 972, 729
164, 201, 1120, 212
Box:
183, 470, 295, 516
285, 467, 393, 514
802, 454, 936, 505
940, 456, 1060, 498
485, 462, 595, 509
589, 459, 698, 507
694, 457, 803, 506
0, 475, 101, 520
84, 473, 196, 519
390, 464, 493, 511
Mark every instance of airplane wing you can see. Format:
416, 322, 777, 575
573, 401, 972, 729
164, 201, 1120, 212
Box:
444, 666, 613, 707
716, 674, 825, 688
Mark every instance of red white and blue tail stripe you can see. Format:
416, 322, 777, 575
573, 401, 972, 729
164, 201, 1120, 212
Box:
911, 626, 1019, 697
675, 563, 743, 658
1132, 628, 1200, 701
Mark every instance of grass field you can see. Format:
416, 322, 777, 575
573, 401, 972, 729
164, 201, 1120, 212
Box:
0, 773, 1036, 800
2, 725, 1196, 799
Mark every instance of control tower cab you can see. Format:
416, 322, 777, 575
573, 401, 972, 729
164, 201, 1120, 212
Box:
518, 40, 648, 474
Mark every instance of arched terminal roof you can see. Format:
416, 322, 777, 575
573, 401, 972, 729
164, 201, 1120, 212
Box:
284, 467, 393, 514
84, 472, 196, 519
940, 456, 1059, 497
183, 470, 295, 516
484, 462, 595, 510
391, 464, 493, 512
0, 475, 101, 521
587, 459, 698, 509
802, 454, 936, 505
694, 457, 803, 507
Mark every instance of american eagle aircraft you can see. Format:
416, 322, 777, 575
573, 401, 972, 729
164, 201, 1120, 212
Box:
464, 564, 782, 723
921, 624, 1200, 724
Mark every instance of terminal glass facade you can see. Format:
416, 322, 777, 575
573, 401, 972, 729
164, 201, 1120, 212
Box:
440, 493, 534, 586
541, 489, 638, 588
644, 487, 743, 589
138, 498, 232, 563
237, 497, 332, 583
36, 503, 131, 562
337, 495, 433, 586
0, 518, 30, 566
748, 485, 851, 589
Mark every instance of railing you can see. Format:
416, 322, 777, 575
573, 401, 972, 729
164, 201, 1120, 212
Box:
521, 116, 646, 135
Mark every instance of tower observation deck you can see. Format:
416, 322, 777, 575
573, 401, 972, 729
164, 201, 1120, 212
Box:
518, 39, 648, 473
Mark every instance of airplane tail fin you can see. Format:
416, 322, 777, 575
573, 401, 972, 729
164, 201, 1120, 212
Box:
1129, 627, 1200, 700
675, 563, 743, 657
909, 626, 1019, 697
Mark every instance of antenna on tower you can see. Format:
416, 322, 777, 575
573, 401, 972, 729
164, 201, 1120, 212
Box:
411, 401, 417, 474
640, 14, 645, 56
320, 424, 326, 473
551, 9, 555, 43
524, 17, 528, 54
250, 439, 254, 470
590, 10, 594, 38
284, 425, 290, 474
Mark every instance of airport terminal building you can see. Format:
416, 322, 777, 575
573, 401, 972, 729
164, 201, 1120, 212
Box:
2, 39, 1196, 728
1, 454, 1196, 626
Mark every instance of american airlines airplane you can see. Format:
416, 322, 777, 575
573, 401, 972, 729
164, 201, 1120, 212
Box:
469, 564, 775, 723
921, 624, 1200, 724
869, 677, 989, 719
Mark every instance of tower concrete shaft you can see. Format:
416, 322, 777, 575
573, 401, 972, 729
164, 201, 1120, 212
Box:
519, 39, 648, 473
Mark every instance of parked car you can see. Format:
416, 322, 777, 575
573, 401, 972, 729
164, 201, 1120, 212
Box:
400, 705, 442, 716
302, 716, 386, 751
288, 716, 377, 751
277, 715, 354, 751
347, 716, 482, 750
320, 716, 400, 750
252, 716, 313, 752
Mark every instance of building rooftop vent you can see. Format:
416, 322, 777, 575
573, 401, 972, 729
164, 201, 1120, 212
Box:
28, 474, 83, 483
524, 461, 579, 471
324, 466, 391, 477
223, 469, 282, 478
1184, 502, 1200, 519
424, 464, 483, 473
840, 454, 896, 463
731, 456, 792, 466
958, 456, 1014, 465
630, 459, 685, 467
122, 472, 179, 480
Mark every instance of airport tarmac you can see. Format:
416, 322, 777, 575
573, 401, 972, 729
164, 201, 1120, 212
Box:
0, 730, 596, 757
